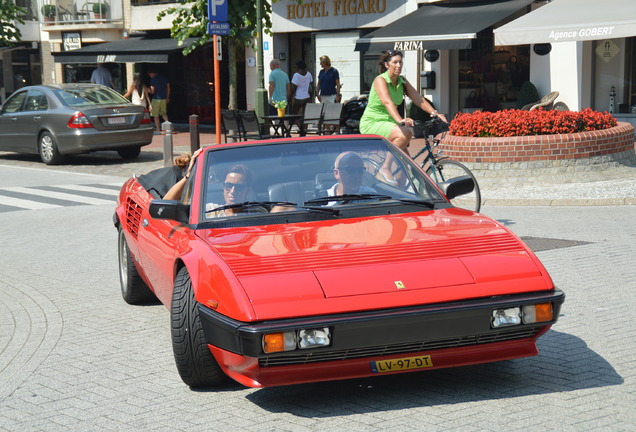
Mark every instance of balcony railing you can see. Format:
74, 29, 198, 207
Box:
39, 0, 122, 24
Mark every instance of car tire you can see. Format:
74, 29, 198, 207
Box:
117, 146, 141, 160
118, 228, 156, 304
171, 267, 225, 388
38, 132, 64, 165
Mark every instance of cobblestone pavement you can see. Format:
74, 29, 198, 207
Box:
0, 190, 634, 430
1, 130, 634, 206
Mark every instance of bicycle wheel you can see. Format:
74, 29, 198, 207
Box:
427, 159, 481, 212
361, 156, 382, 176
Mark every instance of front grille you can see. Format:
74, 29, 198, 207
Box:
259, 327, 540, 367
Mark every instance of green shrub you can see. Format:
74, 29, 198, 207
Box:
92, 3, 108, 14
41, 4, 57, 18
516, 81, 540, 109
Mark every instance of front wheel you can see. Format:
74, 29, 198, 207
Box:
171, 267, 225, 388
118, 228, 156, 304
427, 159, 481, 212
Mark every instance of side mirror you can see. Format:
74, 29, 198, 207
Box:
149, 200, 190, 224
438, 175, 474, 200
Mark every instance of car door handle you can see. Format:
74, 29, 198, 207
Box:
33, 116, 42, 120
10, 117, 18, 122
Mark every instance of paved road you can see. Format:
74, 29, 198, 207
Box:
0, 164, 634, 431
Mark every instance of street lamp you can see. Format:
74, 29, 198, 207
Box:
254, 0, 269, 120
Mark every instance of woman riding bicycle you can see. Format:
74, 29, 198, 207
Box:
360, 50, 447, 184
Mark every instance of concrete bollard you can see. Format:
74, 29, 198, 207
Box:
189, 114, 200, 154
162, 121, 173, 167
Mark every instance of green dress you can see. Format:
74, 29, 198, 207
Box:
360, 71, 405, 138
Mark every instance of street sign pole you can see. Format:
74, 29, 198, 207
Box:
207, 0, 228, 144
213, 33, 221, 144
255, 0, 268, 120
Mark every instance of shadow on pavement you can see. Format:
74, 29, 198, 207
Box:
246, 329, 622, 416
0, 150, 163, 166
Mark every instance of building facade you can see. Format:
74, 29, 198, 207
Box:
268, 0, 636, 130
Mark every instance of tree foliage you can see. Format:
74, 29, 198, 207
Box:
157, 1, 277, 54
157, 0, 300, 110
0, 0, 27, 46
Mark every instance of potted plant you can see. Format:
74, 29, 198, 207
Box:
273, 100, 287, 117
92, 2, 108, 20
41, 4, 57, 23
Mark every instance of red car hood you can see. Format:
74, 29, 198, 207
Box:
198, 209, 552, 320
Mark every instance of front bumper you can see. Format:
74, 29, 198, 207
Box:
199, 289, 564, 387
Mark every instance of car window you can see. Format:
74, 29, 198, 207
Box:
1, 91, 27, 114
55, 86, 130, 108
24, 90, 49, 112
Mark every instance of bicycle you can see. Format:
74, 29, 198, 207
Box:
362, 118, 482, 212
411, 118, 481, 212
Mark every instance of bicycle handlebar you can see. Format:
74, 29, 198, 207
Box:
415, 117, 450, 138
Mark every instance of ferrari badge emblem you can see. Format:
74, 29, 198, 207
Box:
394, 281, 406, 289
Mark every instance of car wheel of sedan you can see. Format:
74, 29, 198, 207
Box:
117, 146, 141, 160
38, 132, 64, 165
118, 228, 156, 304
171, 267, 225, 388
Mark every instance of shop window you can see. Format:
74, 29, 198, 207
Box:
458, 29, 529, 112
62, 62, 125, 92
626, 38, 636, 113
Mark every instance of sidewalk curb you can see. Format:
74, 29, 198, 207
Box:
483, 197, 636, 207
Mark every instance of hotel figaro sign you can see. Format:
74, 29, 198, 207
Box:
285, 0, 386, 19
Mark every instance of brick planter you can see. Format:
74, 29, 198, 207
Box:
440, 122, 635, 163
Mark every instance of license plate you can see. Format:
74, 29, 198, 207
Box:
107, 116, 126, 125
370, 355, 433, 373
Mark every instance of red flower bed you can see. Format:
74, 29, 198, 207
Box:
450, 108, 617, 137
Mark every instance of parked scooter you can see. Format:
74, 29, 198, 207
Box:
340, 94, 368, 134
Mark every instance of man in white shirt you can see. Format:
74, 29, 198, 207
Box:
327, 152, 376, 205
90, 63, 114, 88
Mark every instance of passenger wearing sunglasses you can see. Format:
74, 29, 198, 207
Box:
326, 152, 376, 205
359, 50, 447, 184
206, 164, 255, 217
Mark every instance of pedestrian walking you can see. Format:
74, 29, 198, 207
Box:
291, 59, 313, 116
316, 55, 340, 103
148, 68, 171, 134
123, 73, 152, 111
268, 59, 290, 115
90, 63, 114, 88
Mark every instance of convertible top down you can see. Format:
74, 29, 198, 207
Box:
114, 135, 564, 388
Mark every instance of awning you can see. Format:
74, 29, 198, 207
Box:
494, 0, 636, 46
52, 37, 196, 64
354, 0, 535, 52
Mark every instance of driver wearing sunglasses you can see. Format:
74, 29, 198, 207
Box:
326, 152, 377, 205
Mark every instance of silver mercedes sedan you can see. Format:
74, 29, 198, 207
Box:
0, 84, 154, 164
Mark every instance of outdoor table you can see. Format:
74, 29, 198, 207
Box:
262, 114, 304, 138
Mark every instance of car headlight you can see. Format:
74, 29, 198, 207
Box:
492, 303, 554, 328
492, 307, 521, 328
298, 328, 330, 349
262, 327, 331, 354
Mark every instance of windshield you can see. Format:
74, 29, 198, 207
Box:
54, 86, 130, 108
200, 137, 446, 223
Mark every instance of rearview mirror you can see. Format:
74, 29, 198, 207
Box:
437, 175, 475, 200
149, 200, 190, 224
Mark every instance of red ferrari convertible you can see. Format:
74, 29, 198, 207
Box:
114, 135, 564, 388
